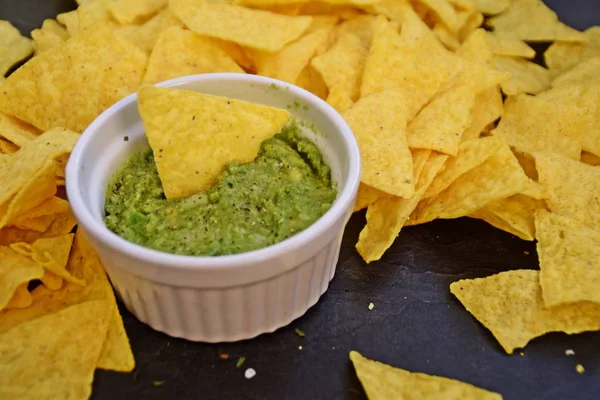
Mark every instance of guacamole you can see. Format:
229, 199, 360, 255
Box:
104, 125, 337, 256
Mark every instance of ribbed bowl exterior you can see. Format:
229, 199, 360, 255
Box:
103, 238, 341, 342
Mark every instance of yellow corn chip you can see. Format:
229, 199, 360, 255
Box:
0, 298, 112, 399
116, 10, 167, 54
9, 196, 69, 223
342, 90, 414, 198
0, 112, 40, 147
488, 0, 586, 42
57, 10, 80, 36
143, 26, 243, 84
433, 23, 461, 51
449, 0, 475, 11
11, 215, 56, 232
0, 28, 147, 133
0, 21, 33, 76
0, 246, 44, 310
356, 151, 447, 263
461, 86, 503, 141
78, 0, 120, 32
171, 0, 312, 52
424, 135, 503, 199
413, 0, 461, 33
31, 19, 70, 54
535, 210, 600, 307
552, 57, 600, 88
451, 270, 600, 354
5, 284, 32, 309
458, 29, 493, 65
138, 85, 291, 199
457, 10, 483, 42
249, 26, 331, 84
312, 32, 367, 103
326, 86, 354, 112
485, 32, 535, 59
536, 152, 600, 230
408, 84, 476, 156
544, 26, 600, 72
472, 0, 509, 15
296, 65, 328, 99
414, 144, 530, 223
354, 183, 389, 213
471, 194, 547, 241
361, 15, 464, 119
350, 351, 503, 400
109, 0, 167, 25
493, 56, 554, 95
494, 94, 584, 160
0, 209, 76, 247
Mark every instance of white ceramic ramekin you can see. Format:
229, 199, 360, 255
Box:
66, 73, 360, 342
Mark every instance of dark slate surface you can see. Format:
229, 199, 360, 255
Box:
1, 0, 599, 398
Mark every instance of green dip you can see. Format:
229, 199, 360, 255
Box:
104, 124, 338, 256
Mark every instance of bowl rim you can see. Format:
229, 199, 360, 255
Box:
66, 73, 361, 271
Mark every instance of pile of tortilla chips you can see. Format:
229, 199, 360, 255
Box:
1, 0, 599, 397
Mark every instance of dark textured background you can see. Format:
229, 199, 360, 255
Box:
1, 0, 599, 398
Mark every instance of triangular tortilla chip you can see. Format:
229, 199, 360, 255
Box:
451, 270, 600, 354
138, 85, 291, 199
143, 26, 243, 84
552, 56, 600, 88
108, 0, 167, 25
170, 0, 312, 52
0, 299, 112, 399
536, 152, 600, 231
0, 247, 44, 310
350, 351, 502, 400
461, 86, 503, 141
535, 210, 600, 307
493, 56, 554, 96
4, 284, 32, 309
342, 90, 414, 198
0, 21, 34, 76
31, 19, 69, 54
494, 94, 585, 160
544, 26, 600, 72
0, 112, 40, 147
488, 0, 586, 42
353, 183, 389, 213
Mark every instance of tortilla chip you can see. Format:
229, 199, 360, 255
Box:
494, 94, 585, 160
4, 284, 32, 309
0, 139, 18, 154
0, 208, 76, 247
354, 183, 389, 213
312, 32, 367, 103
342, 90, 414, 198
544, 26, 600, 72
335, 14, 376, 49
356, 151, 447, 263
414, 143, 530, 223
457, 10, 483, 42
0, 112, 40, 147
361, 15, 464, 119
424, 135, 503, 199
108, 0, 167, 25
171, 0, 312, 52
472, 0, 509, 15
493, 56, 554, 96
56, 10, 80, 37
138, 85, 290, 199
407, 84, 476, 156
296, 65, 328, 99
350, 351, 503, 400
471, 194, 547, 241
0, 28, 147, 133
461, 86, 503, 141
78, 0, 120, 32
535, 152, 600, 231
552, 57, 600, 88
31, 19, 70, 54
451, 270, 600, 354
488, 0, 586, 42
485, 32, 535, 59
0, 298, 112, 399
116, 10, 167, 54
143, 26, 243, 84
581, 151, 600, 166
457, 29, 493, 65
414, 0, 461, 33
0, 21, 33, 76
11, 215, 56, 232
249, 26, 332, 84
535, 210, 600, 307
0, 246, 44, 311
433, 23, 461, 51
